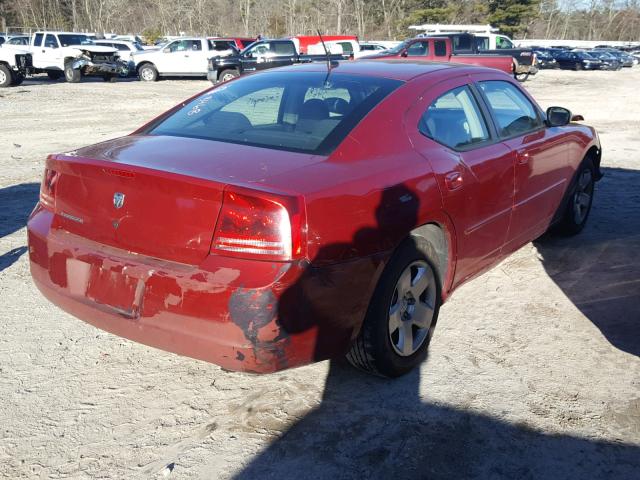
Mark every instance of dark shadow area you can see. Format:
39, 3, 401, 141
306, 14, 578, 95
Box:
0, 183, 39, 238
232, 176, 640, 479
535, 167, 640, 357
0, 246, 28, 273
235, 361, 639, 480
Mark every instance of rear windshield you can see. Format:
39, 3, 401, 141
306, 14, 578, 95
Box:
148, 72, 402, 155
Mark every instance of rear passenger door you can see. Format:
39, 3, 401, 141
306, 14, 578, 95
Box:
406, 77, 515, 285
474, 78, 569, 250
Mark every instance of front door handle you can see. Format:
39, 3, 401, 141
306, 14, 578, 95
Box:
445, 171, 463, 191
516, 149, 530, 165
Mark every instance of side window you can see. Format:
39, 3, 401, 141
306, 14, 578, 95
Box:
419, 85, 490, 150
271, 42, 295, 55
434, 40, 447, 57
475, 36, 490, 51
478, 80, 543, 137
221, 87, 284, 126
338, 41, 353, 54
406, 41, 428, 56
44, 34, 59, 48
496, 36, 514, 49
116, 44, 130, 51
247, 43, 270, 56
34, 33, 44, 47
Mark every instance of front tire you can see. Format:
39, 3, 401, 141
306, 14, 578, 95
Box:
347, 237, 441, 378
64, 63, 81, 83
556, 160, 595, 235
219, 68, 240, 83
138, 63, 158, 82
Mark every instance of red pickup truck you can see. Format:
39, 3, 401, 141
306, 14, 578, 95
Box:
364, 37, 513, 75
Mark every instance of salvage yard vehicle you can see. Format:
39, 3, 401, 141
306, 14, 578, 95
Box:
6, 35, 30, 46
0, 44, 32, 87
133, 37, 237, 81
555, 50, 602, 70
27, 32, 126, 82
28, 61, 602, 378
364, 37, 513, 75
588, 50, 621, 70
208, 37, 257, 51
208, 38, 344, 83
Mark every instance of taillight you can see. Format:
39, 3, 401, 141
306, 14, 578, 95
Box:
211, 187, 306, 262
40, 168, 59, 210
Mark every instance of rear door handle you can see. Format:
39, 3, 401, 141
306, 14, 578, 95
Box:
445, 171, 463, 191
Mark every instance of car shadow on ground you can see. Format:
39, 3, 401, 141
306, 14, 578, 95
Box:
535, 167, 640, 357
0, 182, 39, 271
231, 170, 640, 479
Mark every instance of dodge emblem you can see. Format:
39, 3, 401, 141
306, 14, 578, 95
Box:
113, 192, 125, 209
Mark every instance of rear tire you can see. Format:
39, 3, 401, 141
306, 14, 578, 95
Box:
515, 71, 530, 82
64, 63, 81, 83
138, 63, 158, 82
219, 68, 240, 83
0, 65, 13, 87
347, 237, 441, 378
555, 159, 595, 236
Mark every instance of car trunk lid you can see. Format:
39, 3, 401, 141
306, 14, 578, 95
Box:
47, 134, 322, 265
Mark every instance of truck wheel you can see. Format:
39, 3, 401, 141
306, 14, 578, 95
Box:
346, 237, 441, 378
47, 70, 63, 81
64, 63, 81, 83
555, 159, 595, 236
138, 64, 158, 82
515, 72, 530, 82
0, 65, 13, 87
219, 69, 239, 83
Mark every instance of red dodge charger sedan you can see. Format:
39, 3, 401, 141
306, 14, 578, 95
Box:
28, 61, 601, 377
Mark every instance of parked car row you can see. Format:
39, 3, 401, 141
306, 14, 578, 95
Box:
533, 46, 637, 71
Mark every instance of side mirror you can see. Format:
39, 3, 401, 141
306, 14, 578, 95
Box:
546, 106, 571, 127
401, 51, 408, 57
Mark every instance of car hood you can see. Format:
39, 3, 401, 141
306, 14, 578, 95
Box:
72, 134, 326, 186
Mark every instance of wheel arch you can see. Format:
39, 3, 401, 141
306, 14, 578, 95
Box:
408, 220, 455, 301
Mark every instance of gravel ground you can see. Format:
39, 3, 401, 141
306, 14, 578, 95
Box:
0, 70, 639, 480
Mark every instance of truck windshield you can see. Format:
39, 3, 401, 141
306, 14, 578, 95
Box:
58, 34, 93, 46
148, 71, 402, 155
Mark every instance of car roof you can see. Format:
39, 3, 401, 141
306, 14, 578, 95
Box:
274, 59, 483, 81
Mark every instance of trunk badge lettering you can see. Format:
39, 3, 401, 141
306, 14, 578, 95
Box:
113, 192, 125, 209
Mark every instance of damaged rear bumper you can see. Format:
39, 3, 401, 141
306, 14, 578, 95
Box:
28, 206, 383, 373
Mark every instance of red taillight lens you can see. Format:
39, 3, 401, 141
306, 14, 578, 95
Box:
40, 168, 58, 210
211, 188, 306, 262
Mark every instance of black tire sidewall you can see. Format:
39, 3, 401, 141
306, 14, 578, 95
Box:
220, 69, 239, 82
559, 159, 596, 235
363, 237, 442, 377
65, 64, 80, 83
139, 64, 157, 81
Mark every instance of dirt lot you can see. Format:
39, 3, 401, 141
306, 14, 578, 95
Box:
1, 69, 639, 479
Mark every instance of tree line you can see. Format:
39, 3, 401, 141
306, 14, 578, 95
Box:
1, 0, 639, 42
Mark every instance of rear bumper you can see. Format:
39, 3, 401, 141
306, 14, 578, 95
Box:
28, 206, 382, 373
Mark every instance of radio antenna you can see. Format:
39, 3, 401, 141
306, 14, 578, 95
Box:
317, 29, 333, 84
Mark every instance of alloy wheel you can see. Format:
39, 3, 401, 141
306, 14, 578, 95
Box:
388, 260, 437, 357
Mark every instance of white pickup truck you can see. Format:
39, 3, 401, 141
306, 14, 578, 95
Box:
132, 37, 235, 81
28, 31, 126, 82
0, 44, 32, 87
